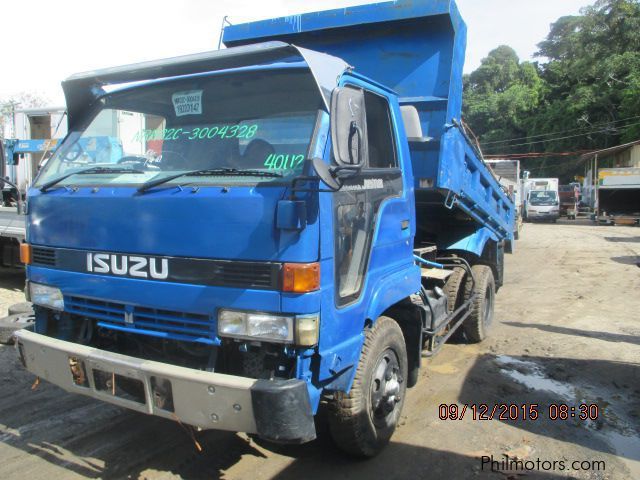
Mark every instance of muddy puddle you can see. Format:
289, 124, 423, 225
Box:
495, 355, 640, 477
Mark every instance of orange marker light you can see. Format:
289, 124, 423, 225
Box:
20, 243, 32, 265
282, 262, 320, 293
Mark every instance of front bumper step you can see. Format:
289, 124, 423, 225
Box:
14, 329, 316, 443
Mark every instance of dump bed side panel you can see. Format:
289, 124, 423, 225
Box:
224, 0, 514, 242
223, 0, 465, 143
439, 128, 514, 240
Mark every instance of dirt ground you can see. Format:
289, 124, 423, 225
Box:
0, 221, 638, 479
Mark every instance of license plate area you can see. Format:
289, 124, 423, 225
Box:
68, 356, 89, 387
93, 369, 146, 404
15, 330, 258, 432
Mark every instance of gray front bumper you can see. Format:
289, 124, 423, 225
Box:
528, 211, 559, 219
14, 330, 316, 443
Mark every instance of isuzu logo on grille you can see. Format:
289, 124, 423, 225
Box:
86, 253, 169, 279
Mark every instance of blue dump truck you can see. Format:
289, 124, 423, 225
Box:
14, 0, 513, 457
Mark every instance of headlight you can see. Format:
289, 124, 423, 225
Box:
219, 309, 293, 343
218, 309, 319, 346
29, 282, 64, 310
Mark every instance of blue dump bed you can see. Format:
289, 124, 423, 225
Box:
224, 0, 514, 244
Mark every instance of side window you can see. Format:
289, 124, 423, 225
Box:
364, 91, 397, 169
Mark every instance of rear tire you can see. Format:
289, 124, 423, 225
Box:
444, 267, 467, 341
444, 267, 466, 314
328, 316, 407, 457
462, 265, 495, 343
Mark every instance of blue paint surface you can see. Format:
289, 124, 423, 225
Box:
25, 0, 517, 413
28, 185, 319, 262
223, 0, 515, 242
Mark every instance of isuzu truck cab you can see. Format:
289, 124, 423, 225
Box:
15, 0, 514, 457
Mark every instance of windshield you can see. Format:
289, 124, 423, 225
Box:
35, 69, 323, 188
529, 190, 558, 205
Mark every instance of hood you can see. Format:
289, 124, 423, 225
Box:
27, 185, 318, 262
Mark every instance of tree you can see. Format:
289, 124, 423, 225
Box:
535, 0, 640, 148
463, 0, 640, 180
463, 46, 544, 149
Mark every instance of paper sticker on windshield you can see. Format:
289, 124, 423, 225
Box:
172, 90, 203, 117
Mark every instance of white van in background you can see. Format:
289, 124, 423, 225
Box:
523, 178, 560, 222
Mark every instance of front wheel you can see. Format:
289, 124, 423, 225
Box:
463, 265, 495, 343
328, 316, 407, 457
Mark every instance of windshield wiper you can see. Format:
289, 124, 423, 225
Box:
137, 168, 283, 193
40, 166, 144, 192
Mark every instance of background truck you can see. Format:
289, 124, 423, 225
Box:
559, 184, 580, 220
523, 177, 559, 222
0, 139, 55, 268
596, 167, 640, 225
14, 0, 514, 457
0, 107, 65, 267
1, 107, 67, 194
487, 159, 522, 238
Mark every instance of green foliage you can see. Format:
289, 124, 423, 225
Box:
464, 46, 544, 145
463, 0, 640, 179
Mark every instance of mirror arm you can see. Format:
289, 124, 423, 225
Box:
310, 157, 343, 191
331, 165, 361, 172
289, 175, 317, 198
331, 164, 362, 180
289, 174, 337, 197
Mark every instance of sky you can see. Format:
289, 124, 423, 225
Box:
1, 0, 593, 106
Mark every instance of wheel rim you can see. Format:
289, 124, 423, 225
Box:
483, 285, 494, 327
369, 348, 402, 429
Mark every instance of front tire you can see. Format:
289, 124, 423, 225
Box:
328, 316, 407, 457
463, 265, 495, 343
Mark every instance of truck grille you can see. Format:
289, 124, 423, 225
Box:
65, 296, 215, 344
27, 246, 281, 290
213, 262, 275, 288
32, 247, 57, 266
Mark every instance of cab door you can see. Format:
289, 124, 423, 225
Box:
332, 87, 407, 308
317, 79, 415, 391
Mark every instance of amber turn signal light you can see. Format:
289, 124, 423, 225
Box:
20, 243, 32, 265
282, 262, 320, 293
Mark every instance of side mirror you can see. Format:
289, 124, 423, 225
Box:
331, 86, 367, 166
312, 157, 341, 191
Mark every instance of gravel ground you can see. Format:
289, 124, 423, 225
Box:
0, 270, 26, 316
0, 220, 638, 479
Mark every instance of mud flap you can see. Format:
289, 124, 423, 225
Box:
251, 378, 316, 444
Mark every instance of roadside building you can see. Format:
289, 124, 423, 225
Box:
581, 140, 640, 225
